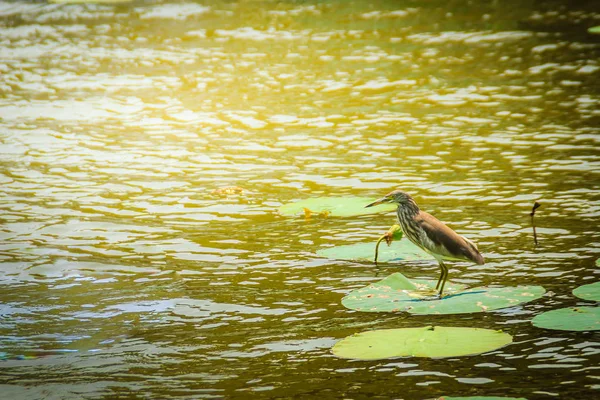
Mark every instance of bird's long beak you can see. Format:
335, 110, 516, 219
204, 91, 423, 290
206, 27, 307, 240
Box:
365, 197, 388, 208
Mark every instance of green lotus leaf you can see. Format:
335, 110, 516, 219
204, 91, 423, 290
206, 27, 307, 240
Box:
532, 306, 600, 331
386, 224, 404, 241
439, 397, 527, 400
588, 26, 600, 34
342, 273, 545, 315
332, 326, 512, 360
573, 281, 600, 302
50, 0, 132, 3
278, 197, 396, 217
317, 239, 433, 262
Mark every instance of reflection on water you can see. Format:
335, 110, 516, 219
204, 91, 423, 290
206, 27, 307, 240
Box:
1, 0, 599, 398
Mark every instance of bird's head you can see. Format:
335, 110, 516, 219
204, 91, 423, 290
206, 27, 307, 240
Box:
365, 190, 414, 208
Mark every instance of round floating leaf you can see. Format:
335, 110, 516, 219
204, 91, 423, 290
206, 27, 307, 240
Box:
439, 397, 527, 400
317, 239, 433, 262
377, 224, 404, 243
342, 272, 545, 315
50, 0, 132, 3
588, 26, 600, 34
342, 273, 467, 312
278, 197, 396, 217
532, 306, 600, 331
573, 281, 600, 302
332, 326, 512, 360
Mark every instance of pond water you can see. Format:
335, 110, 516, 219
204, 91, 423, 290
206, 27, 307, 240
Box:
1, 0, 599, 398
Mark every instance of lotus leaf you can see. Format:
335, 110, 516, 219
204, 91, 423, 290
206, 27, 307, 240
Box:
278, 197, 396, 217
342, 273, 545, 315
374, 225, 403, 263
381, 224, 404, 243
317, 239, 433, 263
532, 306, 600, 331
332, 326, 512, 360
439, 397, 527, 400
50, 0, 132, 3
572, 281, 600, 302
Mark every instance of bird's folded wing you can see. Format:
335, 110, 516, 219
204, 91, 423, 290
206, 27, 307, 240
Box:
416, 212, 484, 264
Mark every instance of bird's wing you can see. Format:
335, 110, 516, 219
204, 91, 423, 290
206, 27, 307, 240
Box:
415, 211, 484, 264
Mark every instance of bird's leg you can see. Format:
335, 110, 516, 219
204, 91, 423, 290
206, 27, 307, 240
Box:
437, 261, 449, 298
435, 264, 445, 290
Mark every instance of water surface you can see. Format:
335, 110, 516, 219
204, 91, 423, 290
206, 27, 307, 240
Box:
1, 0, 599, 399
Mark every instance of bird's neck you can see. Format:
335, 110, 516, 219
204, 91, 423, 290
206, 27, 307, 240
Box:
396, 199, 420, 225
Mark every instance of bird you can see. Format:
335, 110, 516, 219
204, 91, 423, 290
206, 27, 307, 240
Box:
365, 189, 484, 298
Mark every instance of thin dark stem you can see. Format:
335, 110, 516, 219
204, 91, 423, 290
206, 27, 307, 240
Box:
374, 235, 386, 264
530, 201, 541, 246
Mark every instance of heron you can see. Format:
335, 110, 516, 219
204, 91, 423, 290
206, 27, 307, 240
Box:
366, 190, 484, 297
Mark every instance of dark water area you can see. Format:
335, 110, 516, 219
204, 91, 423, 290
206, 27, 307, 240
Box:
0, 0, 599, 399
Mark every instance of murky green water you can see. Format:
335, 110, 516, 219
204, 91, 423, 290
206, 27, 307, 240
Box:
1, 0, 599, 398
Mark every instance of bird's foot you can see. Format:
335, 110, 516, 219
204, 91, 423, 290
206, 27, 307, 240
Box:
419, 294, 441, 301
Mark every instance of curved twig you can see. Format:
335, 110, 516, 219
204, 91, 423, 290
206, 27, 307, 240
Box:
374, 234, 387, 264
530, 201, 541, 246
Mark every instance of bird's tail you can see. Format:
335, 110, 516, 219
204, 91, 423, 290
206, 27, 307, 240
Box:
472, 252, 485, 265
462, 235, 485, 265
